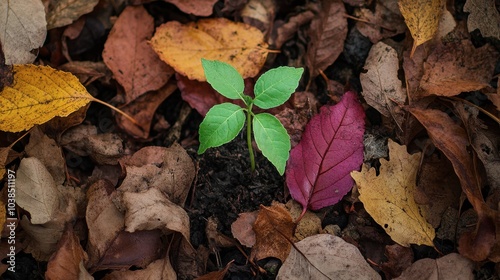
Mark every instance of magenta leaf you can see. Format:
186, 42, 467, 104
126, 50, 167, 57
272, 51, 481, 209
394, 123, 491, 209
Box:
286, 91, 365, 216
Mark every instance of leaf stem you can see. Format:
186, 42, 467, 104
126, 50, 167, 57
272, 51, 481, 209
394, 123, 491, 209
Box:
90, 97, 142, 130
246, 107, 255, 173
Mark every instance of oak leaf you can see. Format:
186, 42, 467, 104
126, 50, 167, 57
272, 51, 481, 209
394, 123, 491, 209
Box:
0, 65, 93, 132
150, 18, 268, 81
398, 0, 442, 56
351, 139, 435, 247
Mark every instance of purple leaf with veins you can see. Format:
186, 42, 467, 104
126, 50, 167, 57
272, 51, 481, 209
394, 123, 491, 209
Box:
286, 91, 365, 217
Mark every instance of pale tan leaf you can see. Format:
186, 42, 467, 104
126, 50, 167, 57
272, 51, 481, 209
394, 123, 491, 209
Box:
464, 0, 500, 40
46, 0, 99, 30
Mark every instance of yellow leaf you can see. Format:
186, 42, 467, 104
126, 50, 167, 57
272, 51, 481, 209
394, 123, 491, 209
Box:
150, 18, 269, 81
0, 65, 93, 132
398, 0, 443, 57
351, 139, 435, 247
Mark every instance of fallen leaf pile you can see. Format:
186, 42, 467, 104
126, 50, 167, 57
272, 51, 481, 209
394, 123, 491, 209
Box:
0, 0, 499, 279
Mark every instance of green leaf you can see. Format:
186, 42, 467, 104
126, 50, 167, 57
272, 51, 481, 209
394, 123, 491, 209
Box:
201, 58, 245, 101
198, 103, 245, 154
253, 113, 291, 175
253, 67, 304, 109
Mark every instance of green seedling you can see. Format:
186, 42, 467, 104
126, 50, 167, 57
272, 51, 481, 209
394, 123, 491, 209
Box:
197, 59, 303, 175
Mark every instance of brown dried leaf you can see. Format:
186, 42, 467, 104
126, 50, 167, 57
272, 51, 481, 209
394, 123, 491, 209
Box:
116, 80, 177, 139
102, 256, 176, 280
195, 260, 233, 280
250, 203, 295, 262
464, 0, 500, 40
46, 0, 99, 29
165, 0, 218, 16
420, 40, 498, 96
306, 0, 347, 77
355, 0, 406, 43
277, 234, 381, 279
58, 61, 109, 86
360, 42, 406, 127
394, 253, 473, 280
241, 0, 276, 35
45, 226, 89, 280
231, 211, 258, 247
103, 6, 173, 103
380, 244, 414, 279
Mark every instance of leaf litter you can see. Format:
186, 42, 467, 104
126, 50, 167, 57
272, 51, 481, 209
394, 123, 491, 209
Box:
0, 0, 499, 279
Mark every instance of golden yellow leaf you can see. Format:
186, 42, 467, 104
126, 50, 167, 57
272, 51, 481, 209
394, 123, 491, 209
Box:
0, 65, 93, 132
150, 18, 269, 81
398, 0, 443, 57
351, 139, 435, 247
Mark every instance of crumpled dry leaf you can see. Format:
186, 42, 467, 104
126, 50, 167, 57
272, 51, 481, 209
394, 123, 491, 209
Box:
20, 216, 69, 261
122, 187, 191, 243
380, 244, 414, 279
241, 0, 276, 34
286, 200, 322, 241
271, 10, 315, 49
45, 226, 90, 280
46, 0, 99, 30
58, 61, 109, 86
277, 234, 381, 280
0, 0, 47, 64
103, 6, 173, 103
398, 0, 442, 56
306, 0, 347, 77
360, 41, 406, 128
351, 139, 436, 247
420, 40, 498, 96
116, 80, 177, 139
150, 18, 268, 81
394, 253, 473, 280
231, 211, 258, 247
25, 127, 66, 186
117, 144, 195, 206
250, 203, 295, 262
464, 0, 500, 40
61, 125, 124, 165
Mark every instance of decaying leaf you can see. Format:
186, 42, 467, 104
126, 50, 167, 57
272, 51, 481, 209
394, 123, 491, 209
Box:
355, 0, 406, 44
351, 139, 436, 247
360, 42, 406, 128
0, 0, 47, 64
0, 65, 94, 132
398, 0, 442, 56
103, 6, 173, 103
306, 0, 347, 77
464, 0, 500, 40
286, 91, 365, 217
46, 0, 99, 30
231, 211, 258, 247
277, 234, 381, 280
150, 18, 269, 81
250, 204, 295, 262
394, 253, 473, 280
420, 40, 498, 96
101, 256, 177, 280
45, 226, 89, 280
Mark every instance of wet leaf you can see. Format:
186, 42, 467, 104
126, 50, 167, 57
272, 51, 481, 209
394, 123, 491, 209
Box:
351, 139, 436, 247
150, 18, 268, 81
0, 65, 93, 132
277, 234, 381, 279
250, 204, 295, 262
0, 0, 46, 64
398, 0, 442, 56
46, 0, 99, 30
286, 91, 365, 216
103, 6, 173, 103
306, 0, 347, 77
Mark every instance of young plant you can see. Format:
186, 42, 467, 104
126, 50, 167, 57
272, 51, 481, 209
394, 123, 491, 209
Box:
198, 59, 303, 175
